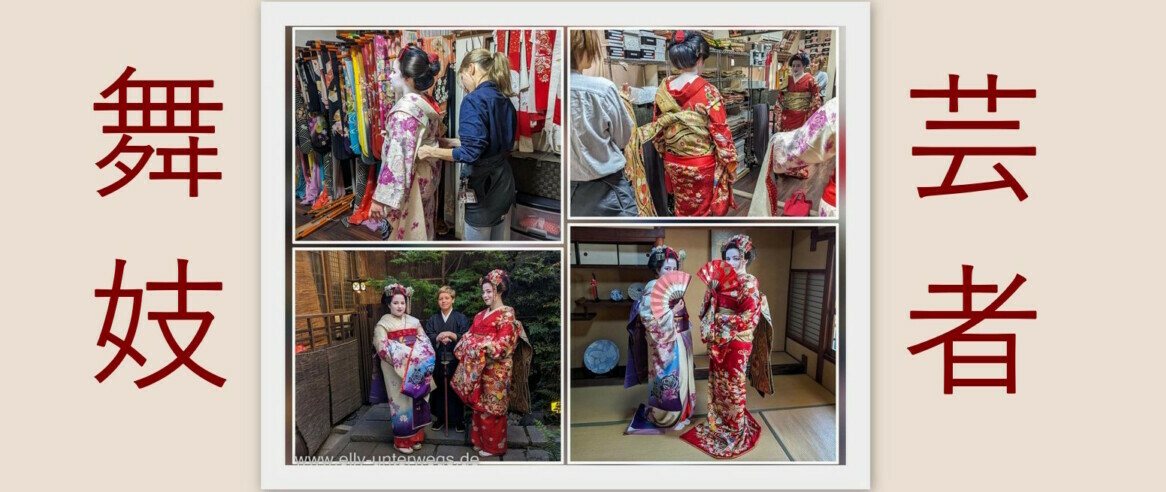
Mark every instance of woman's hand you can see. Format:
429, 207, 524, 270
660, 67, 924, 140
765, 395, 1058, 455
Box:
416, 145, 434, 161
621, 83, 632, 99
672, 299, 686, 316
368, 200, 390, 220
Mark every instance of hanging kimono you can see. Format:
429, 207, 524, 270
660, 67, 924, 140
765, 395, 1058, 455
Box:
680, 268, 774, 459
623, 76, 738, 217
371, 92, 444, 241
750, 98, 840, 216
624, 280, 696, 434
776, 72, 823, 132
374, 313, 436, 450
451, 306, 533, 456
495, 29, 558, 152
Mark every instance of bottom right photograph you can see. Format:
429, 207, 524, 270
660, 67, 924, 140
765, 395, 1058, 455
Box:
568, 225, 839, 462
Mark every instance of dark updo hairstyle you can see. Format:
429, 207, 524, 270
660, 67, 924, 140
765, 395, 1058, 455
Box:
647, 246, 683, 275
720, 239, 755, 262
399, 44, 442, 91
666, 30, 710, 70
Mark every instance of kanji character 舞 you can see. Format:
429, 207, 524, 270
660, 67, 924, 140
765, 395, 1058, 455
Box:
911, 74, 1036, 201
92, 66, 223, 197
908, 265, 1037, 394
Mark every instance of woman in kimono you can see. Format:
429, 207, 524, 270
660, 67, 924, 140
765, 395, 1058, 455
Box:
624, 245, 697, 434
748, 97, 840, 216
452, 270, 533, 457
374, 284, 437, 454
775, 51, 823, 132
681, 235, 776, 459
622, 30, 739, 217
368, 44, 445, 241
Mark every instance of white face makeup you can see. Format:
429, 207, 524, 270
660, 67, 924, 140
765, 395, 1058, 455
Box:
724, 247, 745, 272
390, 294, 407, 316
658, 258, 678, 277
390, 59, 409, 93
481, 282, 496, 307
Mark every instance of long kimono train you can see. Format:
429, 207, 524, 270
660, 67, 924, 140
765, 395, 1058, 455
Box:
451, 307, 533, 455
371, 92, 444, 241
374, 314, 437, 449
624, 281, 696, 434
622, 77, 739, 217
680, 271, 775, 459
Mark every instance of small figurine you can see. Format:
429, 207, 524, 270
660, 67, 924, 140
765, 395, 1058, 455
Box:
590, 273, 599, 301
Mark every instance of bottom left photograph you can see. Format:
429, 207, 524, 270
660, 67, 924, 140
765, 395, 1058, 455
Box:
290, 249, 563, 463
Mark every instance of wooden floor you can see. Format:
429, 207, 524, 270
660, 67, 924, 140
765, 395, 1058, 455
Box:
569, 373, 836, 462
294, 197, 455, 242
727, 157, 836, 217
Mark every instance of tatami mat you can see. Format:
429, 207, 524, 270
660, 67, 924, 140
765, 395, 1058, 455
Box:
570, 374, 835, 425
760, 405, 837, 462
569, 420, 790, 462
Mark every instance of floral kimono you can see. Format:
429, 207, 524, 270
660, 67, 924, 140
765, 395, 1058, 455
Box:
624, 280, 696, 434
371, 92, 444, 241
776, 72, 823, 132
681, 268, 775, 459
622, 76, 738, 217
451, 306, 532, 455
750, 98, 840, 216
374, 313, 436, 449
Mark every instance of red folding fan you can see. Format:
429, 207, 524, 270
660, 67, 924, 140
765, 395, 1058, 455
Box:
698, 259, 741, 293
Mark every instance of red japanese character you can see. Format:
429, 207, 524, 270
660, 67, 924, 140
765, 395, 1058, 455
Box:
95, 134, 155, 197
908, 265, 1037, 394
95, 259, 147, 382
911, 74, 1036, 200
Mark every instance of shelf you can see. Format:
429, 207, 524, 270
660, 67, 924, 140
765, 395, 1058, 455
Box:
576, 298, 635, 308
608, 57, 667, 66
573, 263, 649, 269
571, 312, 598, 321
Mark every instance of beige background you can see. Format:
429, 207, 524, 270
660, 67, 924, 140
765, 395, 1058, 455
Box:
4, 0, 1164, 490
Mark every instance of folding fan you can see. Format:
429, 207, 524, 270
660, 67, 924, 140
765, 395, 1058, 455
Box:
698, 260, 741, 293
650, 271, 692, 321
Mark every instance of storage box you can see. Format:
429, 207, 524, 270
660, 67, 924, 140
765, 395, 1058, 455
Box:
510, 194, 561, 240
617, 244, 652, 266
577, 243, 618, 265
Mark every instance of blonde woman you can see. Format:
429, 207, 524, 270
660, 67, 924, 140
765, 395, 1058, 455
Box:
418, 49, 518, 241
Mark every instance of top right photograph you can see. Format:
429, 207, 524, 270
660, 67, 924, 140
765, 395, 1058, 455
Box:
568, 29, 839, 218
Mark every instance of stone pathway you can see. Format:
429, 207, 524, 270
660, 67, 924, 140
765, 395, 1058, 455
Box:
315, 404, 556, 462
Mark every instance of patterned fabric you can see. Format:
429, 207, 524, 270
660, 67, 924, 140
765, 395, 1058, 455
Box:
371, 92, 444, 241
374, 314, 434, 444
749, 98, 839, 216
625, 282, 696, 434
471, 410, 508, 455
622, 77, 738, 217
351, 49, 370, 159
776, 72, 823, 132
681, 272, 764, 459
452, 307, 523, 416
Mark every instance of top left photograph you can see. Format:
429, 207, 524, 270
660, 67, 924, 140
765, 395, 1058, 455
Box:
290, 28, 564, 242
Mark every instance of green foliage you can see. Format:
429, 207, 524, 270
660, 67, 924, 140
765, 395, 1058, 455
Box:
532, 420, 562, 462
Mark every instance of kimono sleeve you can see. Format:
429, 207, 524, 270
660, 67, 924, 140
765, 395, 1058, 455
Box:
637, 282, 678, 346
705, 85, 739, 214
372, 110, 422, 209
373, 321, 392, 362
422, 315, 441, 349
481, 313, 520, 360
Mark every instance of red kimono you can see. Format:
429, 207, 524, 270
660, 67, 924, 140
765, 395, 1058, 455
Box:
452, 306, 524, 455
776, 72, 823, 132
655, 76, 739, 217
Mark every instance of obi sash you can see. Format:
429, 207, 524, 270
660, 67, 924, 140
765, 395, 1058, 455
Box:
384, 328, 435, 399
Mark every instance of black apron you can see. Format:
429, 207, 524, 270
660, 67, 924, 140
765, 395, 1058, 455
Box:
464, 153, 516, 228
